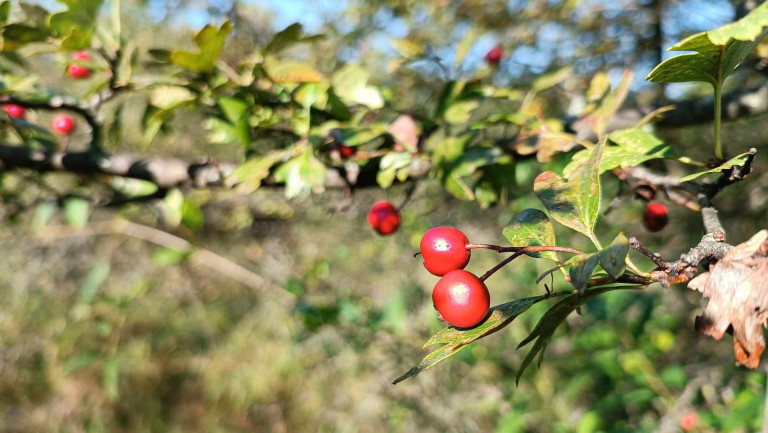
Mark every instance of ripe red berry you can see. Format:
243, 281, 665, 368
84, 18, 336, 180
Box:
643, 203, 668, 232
485, 46, 503, 66
680, 412, 698, 431
4, 104, 25, 119
338, 144, 357, 159
52, 115, 75, 134
432, 270, 490, 328
367, 200, 400, 235
68, 51, 92, 78
420, 227, 471, 276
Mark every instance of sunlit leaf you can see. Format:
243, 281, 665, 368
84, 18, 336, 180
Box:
394, 293, 564, 384
646, 4, 768, 86
171, 21, 233, 73
49, 0, 105, 49
679, 151, 753, 182
502, 209, 558, 262
389, 38, 424, 58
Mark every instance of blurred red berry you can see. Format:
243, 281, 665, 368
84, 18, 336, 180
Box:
52, 115, 75, 134
485, 46, 503, 65
643, 203, 668, 232
420, 227, 471, 276
432, 270, 490, 328
338, 144, 357, 159
4, 104, 25, 119
367, 200, 400, 235
680, 412, 698, 431
68, 51, 92, 78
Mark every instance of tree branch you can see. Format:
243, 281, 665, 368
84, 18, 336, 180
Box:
0, 143, 236, 189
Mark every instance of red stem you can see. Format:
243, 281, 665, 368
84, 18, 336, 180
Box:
477, 245, 586, 282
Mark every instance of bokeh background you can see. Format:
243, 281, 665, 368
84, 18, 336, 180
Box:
2, 1, 768, 432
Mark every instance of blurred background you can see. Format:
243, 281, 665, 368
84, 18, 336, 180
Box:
2, 0, 768, 432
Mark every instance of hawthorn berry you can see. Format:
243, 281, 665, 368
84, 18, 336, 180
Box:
52, 115, 75, 134
485, 46, 503, 66
367, 200, 400, 235
338, 144, 357, 159
420, 227, 471, 276
643, 202, 668, 232
68, 51, 92, 78
4, 104, 25, 119
432, 269, 490, 328
680, 412, 698, 431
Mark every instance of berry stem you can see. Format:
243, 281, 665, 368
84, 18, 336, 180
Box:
466, 243, 585, 255
477, 245, 586, 282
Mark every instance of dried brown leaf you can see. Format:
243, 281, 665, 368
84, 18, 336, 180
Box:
688, 230, 768, 368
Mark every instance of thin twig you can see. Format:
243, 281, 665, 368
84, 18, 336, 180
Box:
33, 219, 292, 304
466, 244, 585, 255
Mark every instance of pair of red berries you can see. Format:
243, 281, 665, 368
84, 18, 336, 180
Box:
421, 227, 489, 328
68, 51, 92, 79
3, 105, 75, 134
643, 202, 668, 232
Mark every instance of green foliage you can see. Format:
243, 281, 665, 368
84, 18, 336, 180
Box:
502, 209, 557, 261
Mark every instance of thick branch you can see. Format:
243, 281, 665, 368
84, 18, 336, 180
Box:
0, 143, 235, 188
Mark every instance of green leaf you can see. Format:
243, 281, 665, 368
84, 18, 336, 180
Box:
377, 152, 411, 188
63, 197, 89, 229
389, 38, 425, 58
679, 151, 753, 182
531, 66, 573, 92
49, 0, 104, 49
102, 356, 120, 402
394, 293, 562, 384
562, 129, 676, 178
273, 149, 327, 199
151, 247, 188, 266
1, 24, 50, 50
646, 4, 768, 86
170, 21, 233, 73
217, 96, 250, 123
0, 2, 10, 24
516, 285, 630, 384
568, 253, 599, 293
78, 262, 110, 305
534, 138, 604, 239
454, 30, 476, 69
265, 60, 324, 83
264, 23, 324, 54
502, 209, 558, 262
597, 233, 629, 279
181, 200, 204, 232
149, 85, 196, 109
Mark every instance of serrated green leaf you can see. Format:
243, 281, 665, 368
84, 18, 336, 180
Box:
679, 151, 752, 182
569, 253, 599, 293
534, 138, 604, 238
170, 21, 233, 73
49, 0, 104, 49
502, 209, 558, 262
597, 233, 628, 279
394, 293, 563, 384
646, 4, 768, 86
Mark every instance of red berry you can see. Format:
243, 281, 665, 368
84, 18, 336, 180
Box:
4, 104, 25, 119
367, 200, 400, 235
68, 64, 92, 78
680, 412, 698, 431
643, 203, 668, 232
338, 144, 357, 159
485, 46, 503, 65
432, 270, 490, 328
68, 51, 92, 78
420, 227, 471, 276
72, 51, 91, 61
52, 115, 75, 134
